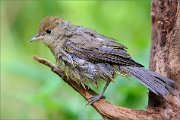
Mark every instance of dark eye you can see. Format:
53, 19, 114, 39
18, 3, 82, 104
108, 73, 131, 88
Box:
46, 29, 51, 34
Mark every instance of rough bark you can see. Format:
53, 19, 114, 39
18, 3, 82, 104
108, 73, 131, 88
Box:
149, 0, 180, 109
33, 0, 180, 119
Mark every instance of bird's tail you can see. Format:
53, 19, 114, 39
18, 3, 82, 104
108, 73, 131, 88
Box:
119, 66, 175, 96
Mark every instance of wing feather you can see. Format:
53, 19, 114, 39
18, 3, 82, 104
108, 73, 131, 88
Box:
63, 34, 143, 67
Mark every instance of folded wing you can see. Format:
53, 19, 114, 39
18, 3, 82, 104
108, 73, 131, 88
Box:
63, 34, 143, 67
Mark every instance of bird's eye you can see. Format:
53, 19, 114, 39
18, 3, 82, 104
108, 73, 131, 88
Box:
46, 29, 51, 34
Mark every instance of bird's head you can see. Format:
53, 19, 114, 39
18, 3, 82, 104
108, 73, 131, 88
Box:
30, 16, 66, 47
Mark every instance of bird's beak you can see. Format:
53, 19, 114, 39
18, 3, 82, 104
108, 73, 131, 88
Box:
30, 34, 44, 42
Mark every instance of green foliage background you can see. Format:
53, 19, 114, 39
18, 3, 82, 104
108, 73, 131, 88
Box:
1, 1, 151, 119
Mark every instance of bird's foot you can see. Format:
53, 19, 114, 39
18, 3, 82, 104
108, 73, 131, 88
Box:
87, 94, 105, 105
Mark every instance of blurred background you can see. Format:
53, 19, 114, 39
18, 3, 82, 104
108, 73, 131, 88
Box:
1, 0, 151, 119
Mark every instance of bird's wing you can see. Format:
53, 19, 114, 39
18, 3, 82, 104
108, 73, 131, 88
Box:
63, 34, 143, 67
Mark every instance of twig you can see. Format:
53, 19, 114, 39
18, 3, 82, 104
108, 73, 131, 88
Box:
33, 55, 162, 120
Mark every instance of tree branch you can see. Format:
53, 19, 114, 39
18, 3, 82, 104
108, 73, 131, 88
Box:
33, 55, 161, 120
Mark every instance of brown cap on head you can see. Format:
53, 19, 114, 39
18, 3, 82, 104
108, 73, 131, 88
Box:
38, 16, 63, 33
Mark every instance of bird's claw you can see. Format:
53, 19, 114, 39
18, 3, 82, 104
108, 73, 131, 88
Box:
86, 94, 105, 105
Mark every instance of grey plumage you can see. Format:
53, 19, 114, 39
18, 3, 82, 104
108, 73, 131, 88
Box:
31, 16, 175, 104
119, 66, 174, 95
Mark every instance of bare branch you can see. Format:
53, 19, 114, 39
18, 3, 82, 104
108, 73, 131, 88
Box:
33, 55, 162, 120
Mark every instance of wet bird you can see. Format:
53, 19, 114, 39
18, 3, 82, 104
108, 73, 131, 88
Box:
31, 16, 174, 104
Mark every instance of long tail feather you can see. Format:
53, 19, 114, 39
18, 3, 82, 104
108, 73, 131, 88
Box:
119, 66, 175, 96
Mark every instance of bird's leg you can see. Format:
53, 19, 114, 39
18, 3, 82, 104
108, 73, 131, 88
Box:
87, 81, 110, 105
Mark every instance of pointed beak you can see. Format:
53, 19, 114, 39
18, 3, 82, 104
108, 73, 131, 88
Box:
30, 34, 44, 42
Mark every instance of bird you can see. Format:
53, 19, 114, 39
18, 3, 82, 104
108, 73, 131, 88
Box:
30, 16, 174, 105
